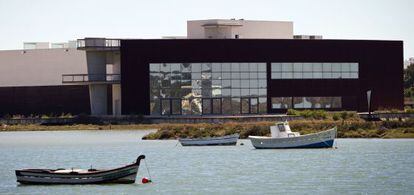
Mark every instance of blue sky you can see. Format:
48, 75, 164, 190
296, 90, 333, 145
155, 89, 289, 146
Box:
0, 0, 413, 59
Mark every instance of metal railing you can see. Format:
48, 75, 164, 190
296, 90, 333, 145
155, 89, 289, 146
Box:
77, 38, 121, 48
62, 74, 121, 84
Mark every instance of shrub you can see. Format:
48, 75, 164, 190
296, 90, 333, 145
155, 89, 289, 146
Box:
332, 113, 341, 121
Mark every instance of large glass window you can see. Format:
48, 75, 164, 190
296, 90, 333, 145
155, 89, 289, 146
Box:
149, 63, 267, 115
271, 62, 359, 79
271, 96, 342, 109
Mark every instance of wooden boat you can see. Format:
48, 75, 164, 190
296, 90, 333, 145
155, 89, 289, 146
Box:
179, 134, 239, 146
249, 122, 336, 149
15, 155, 145, 185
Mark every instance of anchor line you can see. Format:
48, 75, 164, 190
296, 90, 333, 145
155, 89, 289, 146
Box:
144, 159, 152, 180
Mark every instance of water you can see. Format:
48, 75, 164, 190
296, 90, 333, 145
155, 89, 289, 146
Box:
0, 130, 413, 194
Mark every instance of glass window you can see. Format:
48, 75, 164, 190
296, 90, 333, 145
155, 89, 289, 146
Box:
258, 72, 266, 79
250, 88, 258, 96
249, 63, 258, 72
240, 63, 249, 72
231, 89, 241, 97
231, 72, 240, 79
323, 72, 332, 79
202, 72, 211, 80
181, 63, 191, 72
212, 80, 221, 88
350, 63, 358, 72
249, 80, 258, 88
293, 72, 302, 79
222, 63, 231, 72
192, 63, 202, 72
272, 97, 292, 109
150, 63, 160, 72
181, 99, 191, 115
222, 80, 231, 88
272, 63, 282, 72
341, 63, 350, 72
313, 72, 322, 78
192, 72, 201, 79
192, 80, 201, 89
222, 98, 232, 114
341, 72, 350, 78
171, 63, 181, 73
323, 63, 331, 72
258, 89, 267, 96
313, 63, 322, 72
182, 72, 191, 80
212, 63, 221, 72
231, 63, 240, 72
212, 72, 221, 79
160, 63, 170, 73
191, 98, 202, 115
150, 99, 160, 115
222, 72, 231, 79
293, 63, 302, 72
250, 72, 258, 79
258, 63, 266, 72
282, 72, 293, 79
271, 72, 281, 79
303, 72, 313, 79
241, 89, 249, 96
222, 89, 231, 97
258, 97, 267, 113
231, 80, 240, 88
332, 63, 341, 71
303, 63, 312, 72
231, 98, 241, 114
240, 72, 249, 79
212, 88, 222, 97
202, 63, 212, 72
282, 63, 293, 72
161, 99, 171, 115
172, 99, 181, 115
241, 80, 249, 88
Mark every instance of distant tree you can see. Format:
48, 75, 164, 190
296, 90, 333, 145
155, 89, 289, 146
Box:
404, 62, 414, 89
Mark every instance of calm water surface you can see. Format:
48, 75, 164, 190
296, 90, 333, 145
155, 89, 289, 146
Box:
0, 130, 413, 194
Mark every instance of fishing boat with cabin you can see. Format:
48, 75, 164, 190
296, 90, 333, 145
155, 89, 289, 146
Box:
249, 122, 336, 149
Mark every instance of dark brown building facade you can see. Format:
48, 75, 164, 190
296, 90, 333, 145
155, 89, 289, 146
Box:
121, 39, 403, 115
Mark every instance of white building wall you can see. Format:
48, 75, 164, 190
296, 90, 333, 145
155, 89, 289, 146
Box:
0, 49, 87, 87
188, 19, 293, 39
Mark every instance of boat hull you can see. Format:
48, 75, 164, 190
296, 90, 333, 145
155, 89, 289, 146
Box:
179, 134, 239, 146
249, 128, 336, 149
16, 155, 145, 185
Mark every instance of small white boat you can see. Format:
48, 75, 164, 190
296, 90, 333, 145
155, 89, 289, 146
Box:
15, 155, 145, 184
249, 122, 336, 149
179, 134, 239, 146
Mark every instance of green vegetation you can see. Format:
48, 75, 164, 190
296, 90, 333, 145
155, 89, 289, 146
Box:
141, 117, 414, 139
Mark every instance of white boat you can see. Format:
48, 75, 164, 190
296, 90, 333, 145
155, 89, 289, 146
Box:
249, 122, 336, 149
179, 134, 239, 146
15, 155, 145, 184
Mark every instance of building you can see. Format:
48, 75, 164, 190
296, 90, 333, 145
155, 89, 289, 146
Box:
0, 19, 404, 116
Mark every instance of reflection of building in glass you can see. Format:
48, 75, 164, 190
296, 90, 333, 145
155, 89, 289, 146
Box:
149, 63, 267, 115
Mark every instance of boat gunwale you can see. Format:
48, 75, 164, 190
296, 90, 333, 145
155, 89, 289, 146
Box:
248, 127, 336, 140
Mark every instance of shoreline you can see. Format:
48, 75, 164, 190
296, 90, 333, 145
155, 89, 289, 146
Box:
2, 120, 414, 139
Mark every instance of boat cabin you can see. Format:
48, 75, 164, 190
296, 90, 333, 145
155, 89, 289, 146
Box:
270, 122, 301, 138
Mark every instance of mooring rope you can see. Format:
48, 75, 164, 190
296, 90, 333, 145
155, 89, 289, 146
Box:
144, 159, 152, 180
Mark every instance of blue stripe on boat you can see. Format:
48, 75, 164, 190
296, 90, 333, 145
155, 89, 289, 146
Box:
254, 139, 334, 149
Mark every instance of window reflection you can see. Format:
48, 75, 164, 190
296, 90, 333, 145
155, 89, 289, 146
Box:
149, 62, 268, 115
271, 62, 359, 79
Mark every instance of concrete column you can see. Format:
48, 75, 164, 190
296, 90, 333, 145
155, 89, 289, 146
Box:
89, 84, 108, 115
87, 51, 107, 115
111, 52, 121, 115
